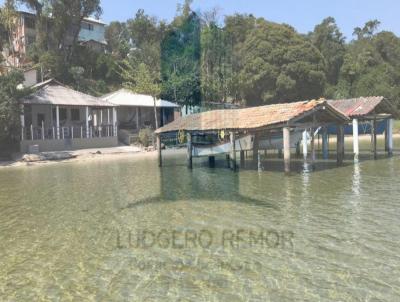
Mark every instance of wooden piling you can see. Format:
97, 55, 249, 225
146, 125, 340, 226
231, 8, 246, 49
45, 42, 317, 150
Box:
310, 128, 316, 163
208, 156, 215, 167
337, 124, 344, 165
283, 127, 291, 173
322, 126, 329, 160
302, 130, 308, 159
230, 131, 237, 171
157, 135, 162, 167
252, 133, 259, 165
352, 119, 359, 162
240, 150, 245, 168
387, 119, 394, 156
373, 118, 378, 160
187, 132, 193, 169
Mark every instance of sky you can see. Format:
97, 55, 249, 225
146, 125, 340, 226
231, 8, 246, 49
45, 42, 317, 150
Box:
99, 0, 400, 40
3, 0, 399, 40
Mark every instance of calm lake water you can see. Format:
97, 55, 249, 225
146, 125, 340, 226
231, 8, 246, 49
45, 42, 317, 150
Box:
1, 143, 400, 301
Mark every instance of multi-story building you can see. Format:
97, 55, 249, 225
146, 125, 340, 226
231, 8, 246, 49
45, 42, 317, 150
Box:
5, 11, 107, 68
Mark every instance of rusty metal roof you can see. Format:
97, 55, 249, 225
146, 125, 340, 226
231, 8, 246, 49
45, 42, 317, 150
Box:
328, 96, 396, 118
155, 100, 349, 134
21, 79, 115, 108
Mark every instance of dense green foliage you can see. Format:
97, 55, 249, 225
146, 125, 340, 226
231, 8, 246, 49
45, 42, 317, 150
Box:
0, 71, 28, 143
1, 0, 400, 109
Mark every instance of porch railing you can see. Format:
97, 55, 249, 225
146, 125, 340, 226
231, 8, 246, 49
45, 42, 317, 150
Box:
21, 124, 118, 141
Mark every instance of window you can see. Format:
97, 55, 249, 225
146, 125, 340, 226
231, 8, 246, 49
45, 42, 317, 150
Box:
25, 17, 35, 29
82, 22, 94, 31
71, 109, 80, 121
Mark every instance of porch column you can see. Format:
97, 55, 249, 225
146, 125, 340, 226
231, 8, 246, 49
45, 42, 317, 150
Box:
322, 126, 329, 160
56, 105, 60, 139
230, 131, 236, 171
20, 104, 25, 140
387, 119, 394, 156
85, 106, 89, 138
107, 109, 110, 136
372, 119, 378, 160
157, 135, 162, 167
187, 132, 193, 169
113, 108, 117, 136
337, 124, 344, 165
283, 127, 291, 173
353, 119, 359, 162
302, 130, 308, 159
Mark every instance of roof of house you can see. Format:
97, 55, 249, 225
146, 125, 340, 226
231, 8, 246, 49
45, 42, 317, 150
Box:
328, 96, 397, 118
155, 99, 349, 134
21, 79, 115, 107
101, 89, 180, 108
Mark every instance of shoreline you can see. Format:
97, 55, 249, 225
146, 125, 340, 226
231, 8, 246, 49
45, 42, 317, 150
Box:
1, 134, 399, 169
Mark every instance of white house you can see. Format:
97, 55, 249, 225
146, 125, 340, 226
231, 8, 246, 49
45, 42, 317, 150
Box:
20, 79, 118, 153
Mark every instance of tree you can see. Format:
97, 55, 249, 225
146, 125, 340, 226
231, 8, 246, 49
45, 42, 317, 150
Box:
309, 17, 345, 87
120, 62, 161, 129
0, 71, 27, 143
161, 5, 202, 110
233, 17, 326, 105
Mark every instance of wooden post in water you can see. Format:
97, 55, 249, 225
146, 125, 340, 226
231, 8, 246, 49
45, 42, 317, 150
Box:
283, 127, 291, 173
372, 118, 378, 160
157, 135, 162, 167
208, 156, 215, 167
230, 131, 237, 171
302, 130, 308, 159
387, 119, 394, 156
240, 150, 245, 168
337, 124, 344, 165
352, 119, 359, 162
226, 154, 231, 168
322, 126, 329, 160
187, 132, 193, 169
252, 132, 259, 166
310, 128, 316, 164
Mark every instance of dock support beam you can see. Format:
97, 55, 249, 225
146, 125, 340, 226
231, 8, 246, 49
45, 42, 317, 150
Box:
240, 150, 245, 168
157, 135, 162, 167
337, 124, 344, 165
372, 119, 378, 160
253, 133, 259, 166
230, 131, 237, 171
322, 127, 329, 160
187, 132, 192, 169
283, 127, 291, 173
310, 128, 316, 163
353, 119, 359, 162
208, 156, 215, 168
302, 130, 308, 159
386, 119, 394, 156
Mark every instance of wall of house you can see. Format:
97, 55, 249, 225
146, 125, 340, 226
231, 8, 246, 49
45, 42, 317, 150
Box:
78, 21, 106, 44
23, 69, 37, 87
20, 136, 118, 153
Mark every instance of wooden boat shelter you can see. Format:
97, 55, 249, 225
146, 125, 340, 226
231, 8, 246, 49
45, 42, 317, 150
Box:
155, 99, 350, 173
328, 96, 398, 161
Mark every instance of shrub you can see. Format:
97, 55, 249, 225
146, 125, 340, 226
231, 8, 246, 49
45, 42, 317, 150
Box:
138, 128, 154, 147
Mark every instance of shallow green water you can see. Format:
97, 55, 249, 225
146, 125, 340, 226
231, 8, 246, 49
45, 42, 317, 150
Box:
1, 147, 400, 301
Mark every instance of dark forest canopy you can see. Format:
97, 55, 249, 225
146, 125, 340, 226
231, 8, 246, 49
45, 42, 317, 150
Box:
1, 0, 400, 109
